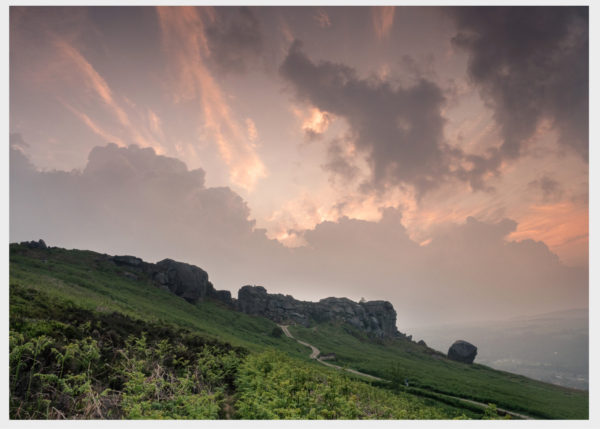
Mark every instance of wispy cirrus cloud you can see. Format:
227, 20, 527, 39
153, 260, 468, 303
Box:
53, 37, 165, 154
157, 6, 267, 191
61, 102, 124, 147
372, 6, 395, 41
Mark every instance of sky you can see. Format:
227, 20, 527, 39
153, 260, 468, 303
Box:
9, 5, 589, 328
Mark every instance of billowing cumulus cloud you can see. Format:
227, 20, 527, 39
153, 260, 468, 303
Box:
11, 143, 586, 327
280, 40, 450, 194
294, 212, 586, 326
449, 7, 588, 162
10, 142, 280, 289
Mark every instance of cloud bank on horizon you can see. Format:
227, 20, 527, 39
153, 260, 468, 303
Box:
10, 142, 587, 327
10, 6, 588, 326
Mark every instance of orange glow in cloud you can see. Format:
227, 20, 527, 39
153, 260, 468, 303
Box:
157, 6, 266, 191
300, 107, 333, 137
372, 7, 395, 41
264, 186, 410, 248
246, 118, 258, 143
147, 109, 164, 140
508, 200, 588, 266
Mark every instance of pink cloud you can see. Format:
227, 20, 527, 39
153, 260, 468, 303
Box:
372, 6, 395, 41
157, 6, 267, 191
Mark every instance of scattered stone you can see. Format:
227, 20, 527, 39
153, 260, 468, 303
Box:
448, 340, 478, 364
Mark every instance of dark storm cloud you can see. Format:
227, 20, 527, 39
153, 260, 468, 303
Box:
280, 40, 450, 194
450, 6, 588, 161
322, 139, 360, 184
206, 7, 263, 73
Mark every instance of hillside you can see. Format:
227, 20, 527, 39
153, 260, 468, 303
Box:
409, 310, 588, 390
8, 243, 588, 419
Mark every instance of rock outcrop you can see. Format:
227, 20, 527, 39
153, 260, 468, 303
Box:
111, 255, 230, 305
20, 239, 47, 249
236, 285, 402, 338
447, 340, 478, 364
110, 255, 404, 338
15, 242, 411, 341
152, 259, 214, 303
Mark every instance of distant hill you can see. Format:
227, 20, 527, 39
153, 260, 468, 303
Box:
9, 242, 588, 419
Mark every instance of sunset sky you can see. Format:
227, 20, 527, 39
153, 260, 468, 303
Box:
9, 6, 589, 328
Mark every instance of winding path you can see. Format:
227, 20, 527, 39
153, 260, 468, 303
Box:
280, 325, 383, 381
278, 324, 532, 420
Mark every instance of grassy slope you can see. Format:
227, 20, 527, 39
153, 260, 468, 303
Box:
9, 245, 306, 358
9, 244, 588, 419
288, 323, 588, 419
11, 244, 481, 419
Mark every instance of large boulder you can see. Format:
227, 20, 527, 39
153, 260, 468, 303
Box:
152, 259, 216, 303
448, 340, 478, 364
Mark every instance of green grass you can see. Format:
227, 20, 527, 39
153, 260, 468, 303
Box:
9, 243, 588, 419
234, 350, 458, 419
288, 322, 588, 419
